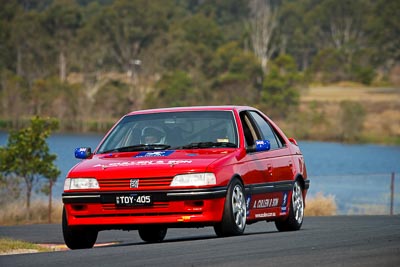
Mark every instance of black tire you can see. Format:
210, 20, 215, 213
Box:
62, 207, 98, 249
214, 178, 247, 237
138, 226, 167, 243
275, 180, 304, 231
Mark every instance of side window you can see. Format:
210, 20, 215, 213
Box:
239, 112, 258, 147
248, 111, 283, 150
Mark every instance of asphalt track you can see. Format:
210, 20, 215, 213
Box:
1, 216, 399, 267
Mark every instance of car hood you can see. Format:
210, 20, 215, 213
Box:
68, 149, 236, 179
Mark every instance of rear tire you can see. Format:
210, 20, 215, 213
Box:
214, 178, 246, 237
275, 180, 304, 231
62, 207, 98, 249
138, 226, 167, 243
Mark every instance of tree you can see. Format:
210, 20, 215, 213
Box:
30, 77, 87, 131
310, 48, 348, 83
277, 0, 318, 71
0, 147, 21, 207
368, 0, 400, 72
0, 117, 60, 219
94, 0, 173, 72
43, 0, 82, 82
260, 54, 303, 118
187, 0, 249, 41
308, 0, 374, 79
92, 80, 133, 119
0, 70, 30, 128
10, 8, 52, 85
152, 12, 223, 77
210, 41, 262, 105
339, 101, 365, 142
0, 0, 20, 72
248, 0, 278, 74
144, 70, 194, 108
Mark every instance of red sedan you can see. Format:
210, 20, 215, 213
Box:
62, 106, 309, 249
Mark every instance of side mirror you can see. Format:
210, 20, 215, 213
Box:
246, 140, 271, 153
288, 138, 298, 146
75, 147, 92, 159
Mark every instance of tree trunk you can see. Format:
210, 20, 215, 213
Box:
26, 183, 32, 220
59, 51, 67, 82
248, 0, 277, 75
48, 180, 53, 223
16, 46, 22, 76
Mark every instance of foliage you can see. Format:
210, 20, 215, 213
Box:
92, 80, 133, 118
310, 47, 376, 85
30, 77, 87, 131
339, 101, 366, 142
0, 117, 60, 218
260, 54, 303, 118
310, 48, 348, 84
91, 0, 174, 72
286, 101, 330, 140
210, 41, 262, 105
0, 70, 29, 127
0, 165, 21, 207
368, 0, 400, 68
0, 0, 397, 140
144, 70, 195, 108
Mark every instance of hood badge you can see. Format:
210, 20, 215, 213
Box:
130, 179, 139, 188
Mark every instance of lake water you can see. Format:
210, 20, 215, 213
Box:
1, 131, 399, 214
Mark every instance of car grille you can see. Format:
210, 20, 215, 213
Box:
98, 177, 173, 190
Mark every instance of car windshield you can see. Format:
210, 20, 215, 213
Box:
97, 111, 238, 154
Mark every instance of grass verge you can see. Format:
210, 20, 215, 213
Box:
305, 192, 337, 216
0, 238, 53, 255
0, 200, 63, 226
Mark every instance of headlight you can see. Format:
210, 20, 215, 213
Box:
64, 178, 100, 190
170, 173, 216, 186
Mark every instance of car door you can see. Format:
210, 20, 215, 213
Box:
246, 110, 294, 183
239, 110, 295, 219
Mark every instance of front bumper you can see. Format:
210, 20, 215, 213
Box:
62, 187, 227, 227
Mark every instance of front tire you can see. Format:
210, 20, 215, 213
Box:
214, 178, 247, 237
138, 226, 167, 243
62, 207, 98, 249
275, 180, 304, 231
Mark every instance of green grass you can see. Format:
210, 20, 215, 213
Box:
0, 238, 52, 255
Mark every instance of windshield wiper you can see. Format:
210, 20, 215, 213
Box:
100, 144, 171, 154
178, 142, 237, 149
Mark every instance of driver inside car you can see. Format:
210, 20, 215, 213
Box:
141, 126, 166, 144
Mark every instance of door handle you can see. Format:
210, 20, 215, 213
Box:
267, 164, 273, 176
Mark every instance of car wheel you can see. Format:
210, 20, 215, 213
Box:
214, 178, 247, 237
62, 207, 98, 249
275, 180, 304, 231
138, 226, 167, 243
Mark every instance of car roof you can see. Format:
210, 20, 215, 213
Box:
126, 106, 256, 116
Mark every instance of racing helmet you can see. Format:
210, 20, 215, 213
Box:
141, 126, 166, 144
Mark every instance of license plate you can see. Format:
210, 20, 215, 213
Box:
115, 194, 152, 207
